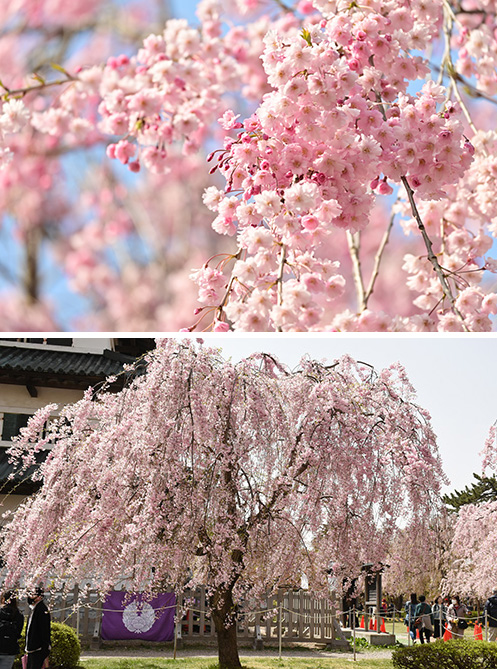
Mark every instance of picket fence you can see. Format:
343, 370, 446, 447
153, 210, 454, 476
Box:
37, 585, 343, 645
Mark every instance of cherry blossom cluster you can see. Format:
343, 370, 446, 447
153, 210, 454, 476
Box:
383, 509, 452, 599
97, 2, 306, 173
192, 3, 476, 330
97, 15, 247, 173
453, 1, 497, 96
0, 99, 30, 168
443, 499, 497, 599
398, 129, 497, 331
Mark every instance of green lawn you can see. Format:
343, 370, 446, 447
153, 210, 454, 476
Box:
79, 658, 394, 669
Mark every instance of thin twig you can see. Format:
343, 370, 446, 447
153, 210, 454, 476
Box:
364, 209, 396, 304
275, 243, 287, 332
2, 76, 75, 99
400, 176, 469, 331
442, 4, 484, 146
277, 243, 286, 307
346, 231, 366, 311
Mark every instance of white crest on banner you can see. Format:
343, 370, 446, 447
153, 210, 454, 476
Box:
122, 601, 155, 633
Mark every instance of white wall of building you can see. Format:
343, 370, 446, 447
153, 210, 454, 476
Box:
72, 338, 112, 353
0, 494, 28, 519
0, 385, 84, 447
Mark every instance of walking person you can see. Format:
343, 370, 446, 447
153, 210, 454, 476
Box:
433, 595, 446, 640
25, 588, 50, 669
484, 588, 497, 642
0, 591, 24, 669
447, 595, 468, 640
414, 595, 433, 644
404, 593, 419, 642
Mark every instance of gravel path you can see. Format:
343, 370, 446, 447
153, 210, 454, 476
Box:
81, 646, 394, 661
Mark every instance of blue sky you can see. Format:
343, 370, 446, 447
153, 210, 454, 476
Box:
170, 0, 198, 22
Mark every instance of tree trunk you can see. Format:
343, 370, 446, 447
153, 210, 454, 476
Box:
24, 227, 40, 304
211, 589, 242, 669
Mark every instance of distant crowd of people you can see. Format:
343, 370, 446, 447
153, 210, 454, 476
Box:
0, 588, 50, 669
404, 589, 497, 643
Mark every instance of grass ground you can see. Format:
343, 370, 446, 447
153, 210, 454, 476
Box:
79, 658, 394, 669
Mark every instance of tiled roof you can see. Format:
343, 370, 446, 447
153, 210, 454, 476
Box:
0, 346, 128, 377
0, 346, 135, 389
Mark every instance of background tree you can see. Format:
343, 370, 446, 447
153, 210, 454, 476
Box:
443, 423, 497, 600
382, 509, 452, 603
2, 0, 497, 330
1, 339, 446, 669
443, 472, 497, 513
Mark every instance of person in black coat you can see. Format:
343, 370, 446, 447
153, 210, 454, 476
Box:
25, 588, 50, 669
485, 588, 497, 642
0, 590, 24, 669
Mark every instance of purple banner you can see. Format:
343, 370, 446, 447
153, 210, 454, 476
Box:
101, 592, 176, 641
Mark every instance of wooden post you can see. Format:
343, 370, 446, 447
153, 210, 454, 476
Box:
267, 593, 273, 641
71, 584, 80, 639
278, 602, 283, 660
199, 586, 206, 638
173, 600, 181, 659
353, 605, 356, 662
298, 591, 304, 640
91, 597, 102, 649
310, 593, 315, 641
320, 598, 326, 641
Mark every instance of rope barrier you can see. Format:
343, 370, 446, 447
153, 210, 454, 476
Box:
46, 601, 489, 627
46, 597, 493, 658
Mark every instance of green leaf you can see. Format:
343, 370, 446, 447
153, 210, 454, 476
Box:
32, 73, 46, 84
301, 28, 312, 46
50, 63, 68, 75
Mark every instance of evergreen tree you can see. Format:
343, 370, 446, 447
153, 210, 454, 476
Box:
443, 474, 497, 513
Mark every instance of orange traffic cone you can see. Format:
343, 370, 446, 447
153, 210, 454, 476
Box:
474, 622, 483, 640
380, 619, 386, 633
360, 616, 365, 629
369, 618, 374, 630
443, 625, 452, 641
416, 628, 420, 640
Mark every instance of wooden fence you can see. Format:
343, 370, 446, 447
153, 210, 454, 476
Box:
28, 586, 344, 645
179, 587, 343, 644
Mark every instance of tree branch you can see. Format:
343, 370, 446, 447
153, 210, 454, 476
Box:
346, 231, 366, 311
400, 176, 469, 331
364, 209, 396, 305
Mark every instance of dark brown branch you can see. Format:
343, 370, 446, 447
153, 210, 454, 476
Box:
400, 176, 469, 331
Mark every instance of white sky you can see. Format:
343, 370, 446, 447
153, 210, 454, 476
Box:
189, 333, 497, 495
